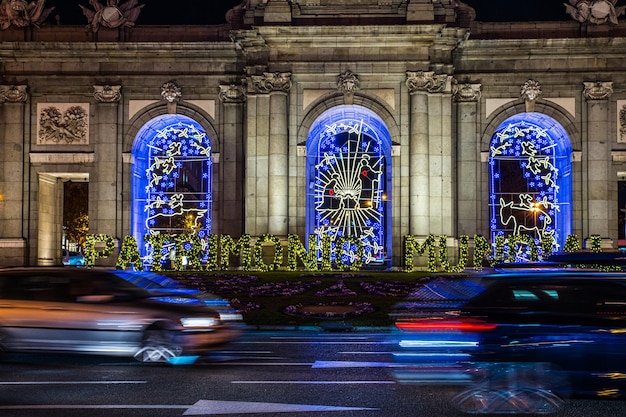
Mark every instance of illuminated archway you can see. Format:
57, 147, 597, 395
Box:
489, 113, 572, 250
131, 114, 212, 264
306, 105, 392, 265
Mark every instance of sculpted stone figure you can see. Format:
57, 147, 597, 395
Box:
80, 0, 144, 32
564, 0, 626, 24
0, 0, 54, 29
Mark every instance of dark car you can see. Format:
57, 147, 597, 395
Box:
113, 270, 243, 323
0, 267, 241, 364
392, 271, 626, 414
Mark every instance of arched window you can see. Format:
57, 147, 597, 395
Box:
131, 114, 212, 264
489, 113, 572, 250
306, 105, 392, 265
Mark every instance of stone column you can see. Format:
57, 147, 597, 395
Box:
251, 72, 292, 236
406, 71, 451, 236
0, 85, 27, 264
583, 81, 613, 241
219, 83, 246, 236
92, 85, 122, 265
454, 82, 482, 236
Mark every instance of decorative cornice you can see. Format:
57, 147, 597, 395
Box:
219, 83, 246, 103
406, 71, 448, 94
93, 85, 121, 103
161, 81, 182, 103
583, 81, 613, 100
0, 85, 28, 102
453, 82, 482, 102
249, 72, 292, 94
337, 71, 360, 95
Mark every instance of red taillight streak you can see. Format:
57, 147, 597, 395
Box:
396, 321, 497, 332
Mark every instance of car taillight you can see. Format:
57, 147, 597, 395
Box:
396, 319, 497, 332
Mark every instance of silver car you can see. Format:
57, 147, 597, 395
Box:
0, 267, 241, 364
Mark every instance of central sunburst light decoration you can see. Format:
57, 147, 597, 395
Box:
313, 119, 387, 266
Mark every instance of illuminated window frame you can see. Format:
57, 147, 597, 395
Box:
306, 105, 392, 265
131, 114, 212, 264
489, 113, 572, 250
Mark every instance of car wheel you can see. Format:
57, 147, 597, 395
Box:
452, 362, 566, 414
134, 327, 183, 363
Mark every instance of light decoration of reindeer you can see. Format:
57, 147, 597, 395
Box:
489, 120, 566, 257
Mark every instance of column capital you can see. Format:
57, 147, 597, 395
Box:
93, 85, 122, 103
453, 81, 482, 102
249, 72, 292, 94
0, 85, 28, 103
219, 83, 247, 103
406, 71, 449, 94
583, 81, 613, 100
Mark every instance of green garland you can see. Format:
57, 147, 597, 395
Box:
404, 234, 437, 272
176, 233, 203, 271
336, 235, 364, 271
220, 234, 252, 270
204, 234, 219, 271
319, 234, 333, 271
143, 233, 169, 272
494, 235, 505, 264
287, 234, 318, 271
439, 235, 468, 273
473, 235, 493, 269
83, 234, 116, 267
590, 234, 602, 253
508, 234, 538, 262
253, 234, 283, 271
116, 235, 142, 270
540, 232, 555, 260
564, 234, 580, 252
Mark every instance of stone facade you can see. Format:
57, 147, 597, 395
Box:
0, 0, 625, 267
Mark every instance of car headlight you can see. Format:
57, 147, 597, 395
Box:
180, 317, 219, 328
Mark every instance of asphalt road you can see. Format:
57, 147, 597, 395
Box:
0, 330, 624, 416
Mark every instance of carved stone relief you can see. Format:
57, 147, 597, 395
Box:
219, 83, 246, 103
564, 0, 626, 25
249, 72, 292, 94
583, 81, 613, 100
37, 103, 89, 145
0, 0, 54, 30
406, 71, 448, 94
453, 81, 481, 102
161, 81, 182, 103
80, 0, 144, 32
0, 84, 27, 102
93, 85, 121, 103
521, 79, 542, 112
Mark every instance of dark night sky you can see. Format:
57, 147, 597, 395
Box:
43, 0, 571, 26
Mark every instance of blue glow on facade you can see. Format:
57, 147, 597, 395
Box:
131, 114, 212, 263
489, 113, 572, 250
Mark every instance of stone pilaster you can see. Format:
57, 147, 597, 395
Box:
454, 81, 482, 236
91, 85, 122, 265
219, 83, 246, 236
250, 72, 291, 236
406, 71, 452, 236
0, 85, 27, 265
583, 81, 613, 240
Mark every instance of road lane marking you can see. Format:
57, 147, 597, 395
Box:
0, 400, 380, 415
0, 380, 147, 385
184, 400, 378, 414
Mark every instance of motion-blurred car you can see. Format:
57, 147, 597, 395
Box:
392, 271, 626, 414
113, 270, 243, 323
62, 249, 85, 266
0, 267, 240, 364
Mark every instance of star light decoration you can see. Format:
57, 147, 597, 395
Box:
489, 122, 561, 249
142, 121, 212, 240
313, 119, 387, 265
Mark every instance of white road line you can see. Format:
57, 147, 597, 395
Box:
0, 380, 147, 385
